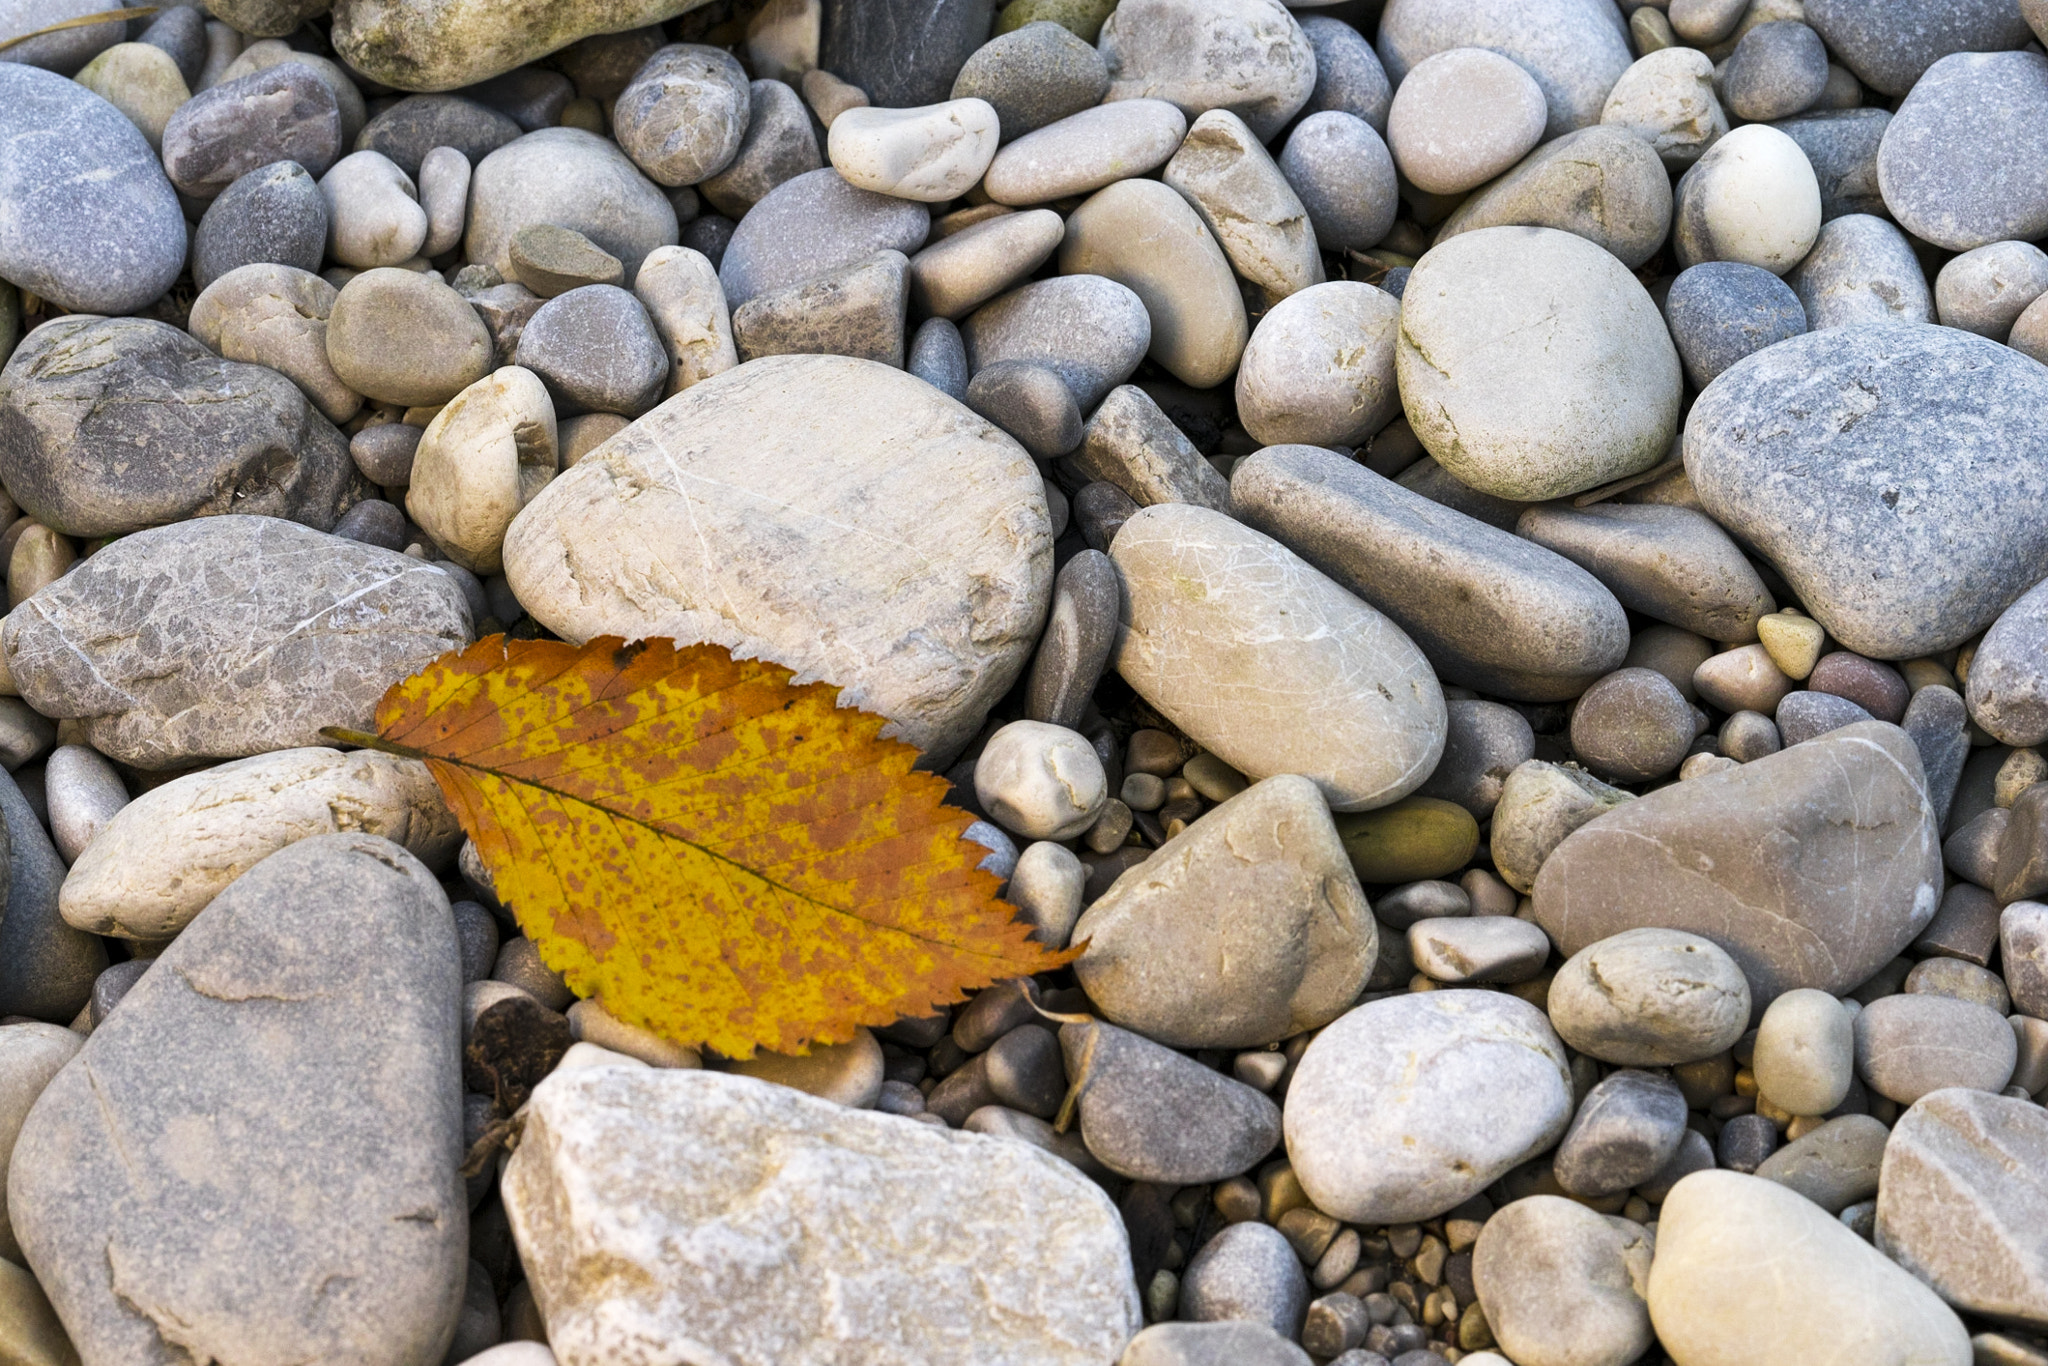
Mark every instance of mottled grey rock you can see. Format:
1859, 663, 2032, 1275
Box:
1232, 445, 1629, 703
1788, 213, 1932, 329
1472, 1197, 1655, 1366
1299, 15, 1391, 132
1877, 52, 2048, 253
1069, 384, 1229, 511
612, 44, 751, 187
962, 275, 1150, 410
1060, 1019, 1281, 1183
1857, 993, 2017, 1105
0, 0, 125, 74
1662, 261, 1807, 390
1723, 22, 1829, 123
1773, 107, 1890, 221
1025, 550, 1117, 728
1970, 578, 2048, 747
698, 78, 822, 219
0, 763, 102, 1023
193, 160, 329, 294
1074, 775, 1375, 1049
1877, 1088, 2048, 1326
1490, 760, 1633, 895
1756, 1113, 1887, 1213
1178, 1222, 1309, 1339
820, 0, 992, 108
909, 315, 969, 400
1, 518, 472, 769
1285, 991, 1573, 1223
1569, 668, 1697, 784
1277, 111, 1397, 254
951, 21, 1108, 142
1433, 125, 1674, 272
1235, 282, 1398, 449
1553, 1069, 1689, 1197
0, 315, 361, 539
1518, 503, 1774, 643
216, 41, 366, 150
1548, 928, 1751, 1066
1936, 240, 2048, 341
162, 62, 342, 199
1533, 721, 1940, 1004
1100, 0, 1315, 141
1377, 0, 1634, 138
515, 284, 668, 416
1686, 322, 2048, 659
467, 128, 679, 286
355, 95, 520, 180
1777, 689, 1876, 746
1164, 108, 1323, 302
717, 168, 929, 308
8, 834, 466, 1366
0, 65, 186, 315
1806, 0, 2032, 97
1415, 700, 1534, 819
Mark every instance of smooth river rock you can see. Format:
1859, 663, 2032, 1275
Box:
1109, 501, 1446, 813
502, 354, 1050, 764
1533, 721, 1940, 1005
1376, 0, 1635, 138
1686, 321, 2048, 660
332, 0, 713, 91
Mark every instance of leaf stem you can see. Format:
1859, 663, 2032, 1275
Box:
319, 726, 425, 759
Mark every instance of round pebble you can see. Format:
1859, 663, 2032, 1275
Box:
1385, 48, 1547, 196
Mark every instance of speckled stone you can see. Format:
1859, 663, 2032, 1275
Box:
1662, 261, 1808, 389
1877, 51, 2048, 252
193, 160, 328, 293
1722, 22, 1829, 123
1298, 15, 1391, 132
1433, 125, 1674, 272
949, 21, 1108, 141
1098, 0, 1316, 142
161, 61, 341, 199
1773, 107, 1890, 221
1277, 111, 1398, 253
355, 95, 521, 180
1787, 213, 1932, 329
1806, 0, 2032, 97
1685, 321, 2048, 659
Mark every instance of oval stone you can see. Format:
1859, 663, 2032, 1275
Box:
466, 128, 680, 286
1109, 502, 1446, 813
1685, 321, 2048, 659
502, 355, 1051, 765
1378, 0, 1634, 138
1876, 51, 2048, 252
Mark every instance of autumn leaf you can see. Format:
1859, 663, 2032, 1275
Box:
326, 635, 1072, 1058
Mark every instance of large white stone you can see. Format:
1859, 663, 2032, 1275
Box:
502, 355, 1052, 764
503, 1066, 1141, 1365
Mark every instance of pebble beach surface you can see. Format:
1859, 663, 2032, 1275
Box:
1, 0, 2048, 1364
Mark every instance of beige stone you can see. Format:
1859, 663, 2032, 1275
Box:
502, 355, 1051, 764
1757, 610, 1826, 680
0, 1023, 81, 1264
1648, 1171, 1970, 1366
1755, 1113, 1888, 1213
566, 999, 701, 1069
74, 42, 189, 149
326, 268, 494, 408
1387, 48, 1547, 196
909, 209, 1064, 320
1752, 987, 1854, 1116
1472, 1197, 1653, 1366
0, 1256, 77, 1366
1600, 47, 1727, 168
1110, 502, 1445, 813
189, 263, 362, 424
1546, 928, 1750, 1066
1488, 760, 1632, 894
503, 1067, 1141, 1365
632, 245, 737, 398
1434, 126, 1677, 272
1163, 109, 1323, 302
983, 99, 1187, 205
1234, 282, 1400, 448
1060, 177, 1248, 389
406, 367, 559, 575
729, 1027, 884, 1107
58, 746, 460, 940
1074, 775, 1376, 1049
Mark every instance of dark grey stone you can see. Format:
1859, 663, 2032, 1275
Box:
1178, 1221, 1309, 1340
1058, 1018, 1281, 1184
1393, 457, 1531, 531
1903, 686, 1969, 829
717, 168, 929, 308
86, 957, 149, 1030
355, 94, 522, 180
1724, 22, 1830, 122
0, 65, 186, 316
350, 421, 423, 489
1945, 806, 2007, 887
0, 517, 473, 769
680, 212, 736, 269
1074, 481, 1140, 554
1806, 0, 2031, 97
951, 22, 1109, 142
908, 316, 969, 400
983, 1021, 1065, 1119
821, 0, 995, 108
1231, 445, 1628, 702
1416, 700, 1534, 819
730, 251, 909, 370
1299, 15, 1391, 132
462, 67, 574, 132
1662, 261, 1807, 390
966, 360, 1081, 458
452, 900, 500, 984
514, 284, 668, 418
193, 160, 329, 293
1772, 108, 1891, 221
0, 765, 101, 1023
1026, 548, 1118, 729
446, 1259, 501, 1361
162, 61, 343, 199
138, 3, 207, 87
1876, 51, 2048, 252
961, 275, 1150, 410
1278, 111, 1398, 254
1718, 1112, 1779, 1173
1720, 708, 1783, 763
0, 316, 364, 540
331, 498, 407, 551
5, 834, 466, 1366
460, 281, 546, 368
697, 79, 822, 220
1776, 690, 1877, 745
1685, 321, 2048, 658
1568, 668, 1696, 784
1913, 880, 1997, 964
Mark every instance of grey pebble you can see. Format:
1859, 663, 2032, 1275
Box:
1806, 0, 2032, 97
1059, 1018, 1281, 1184
1518, 502, 1775, 643
1026, 549, 1119, 729
162, 62, 342, 199
1877, 51, 2048, 252
718, 167, 928, 308
1299, 15, 1391, 132
907, 316, 969, 400
355, 94, 522, 180
1723, 22, 1830, 122
1719, 709, 1783, 763
350, 422, 423, 489
1068, 384, 1229, 511
1569, 668, 1696, 784
193, 160, 329, 294
331, 499, 407, 552
1855, 992, 2016, 1103
612, 44, 752, 188
1178, 1221, 1309, 1340
966, 361, 1079, 458
1718, 1112, 1780, 1173
1278, 112, 1397, 253
1074, 482, 1140, 554
1775, 690, 1877, 746
1787, 213, 1931, 329
698, 79, 823, 219
463, 67, 574, 132
962, 274, 1151, 410
732, 250, 909, 369
1772, 107, 1890, 221
515, 284, 668, 417
951, 22, 1108, 142
1415, 700, 1534, 819
0, 765, 102, 1022
138, 5, 208, 91
1662, 261, 1808, 390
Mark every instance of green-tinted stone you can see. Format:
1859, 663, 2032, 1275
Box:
995, 0, 1118, 43
1334, 796, 1480, 884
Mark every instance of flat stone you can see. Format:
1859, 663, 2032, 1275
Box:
1490, 760, 1632, 895
1060, 177, 1248, 390
1397, 227, 1681, 502
1232, 444, 1629, 702
1285, 991, 1573, 1223
951, 20, 1108, 141
1099, 0, 1315, 141
332, 0, 710, 92
1177, 1222, 1308, 1339
1755, 1113, 1888, 1213
1069, 384, 1230, 510
1547, 928, 1751, 1066
0, 315, 360, 540
1647, 1171, 1971, 1366
466, 128, 679, 286
1407, 915, 1550, 984
1807, 0, 2032, 97
1471, 1197, 1654, 1366
1687, 322, 2048, 659
1164, 109, 1323, 302
502, 354, 1048, 763
1415, 700, 1534, 818
1518, 503, 1774, 643
508, 224, 624, 298
161, 61, 341, 199
717, 167, 928, 308
0, 1023, 81, 1263
819, 0, 994, 108
1277, 111, 1397, 253
1662, 260, 1808, 389
1433, 125, 1674, 271
59, 746, 460, 941
961, 274, 1150, 409
1854, 993, 2016, 1104
1788, 212, 1932, 329
354, 94, 520, 180
1774, 107, 1891, 221
1, 518, 472, 769
1110, 502, 1445, 812
189, 263, 361, 425
732, 250, 909, 370
1601, 46, 1728, 168
966, 360, 1079, 457
193, 160, 328, 294
1777, 689, 1877, 746
1060, 1018, 1281, 1182
406, 366, 559, 574
1234, 282, 1398, 448
1877, 1088, 2048, 1326
1672, 123, 1822, 275
910, 208, 1065, 319
1532, 721, 1941, 1004
829, 98, 999, 203
1377, 0, 1634, 138
0, 65, 186, 315
983, 99, 1188, 205
9, 835, 466, 1366
1074, 774, 1374, 1048
612, 44, 751, 187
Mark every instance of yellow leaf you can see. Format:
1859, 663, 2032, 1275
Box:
335, 635, 1071, 1058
